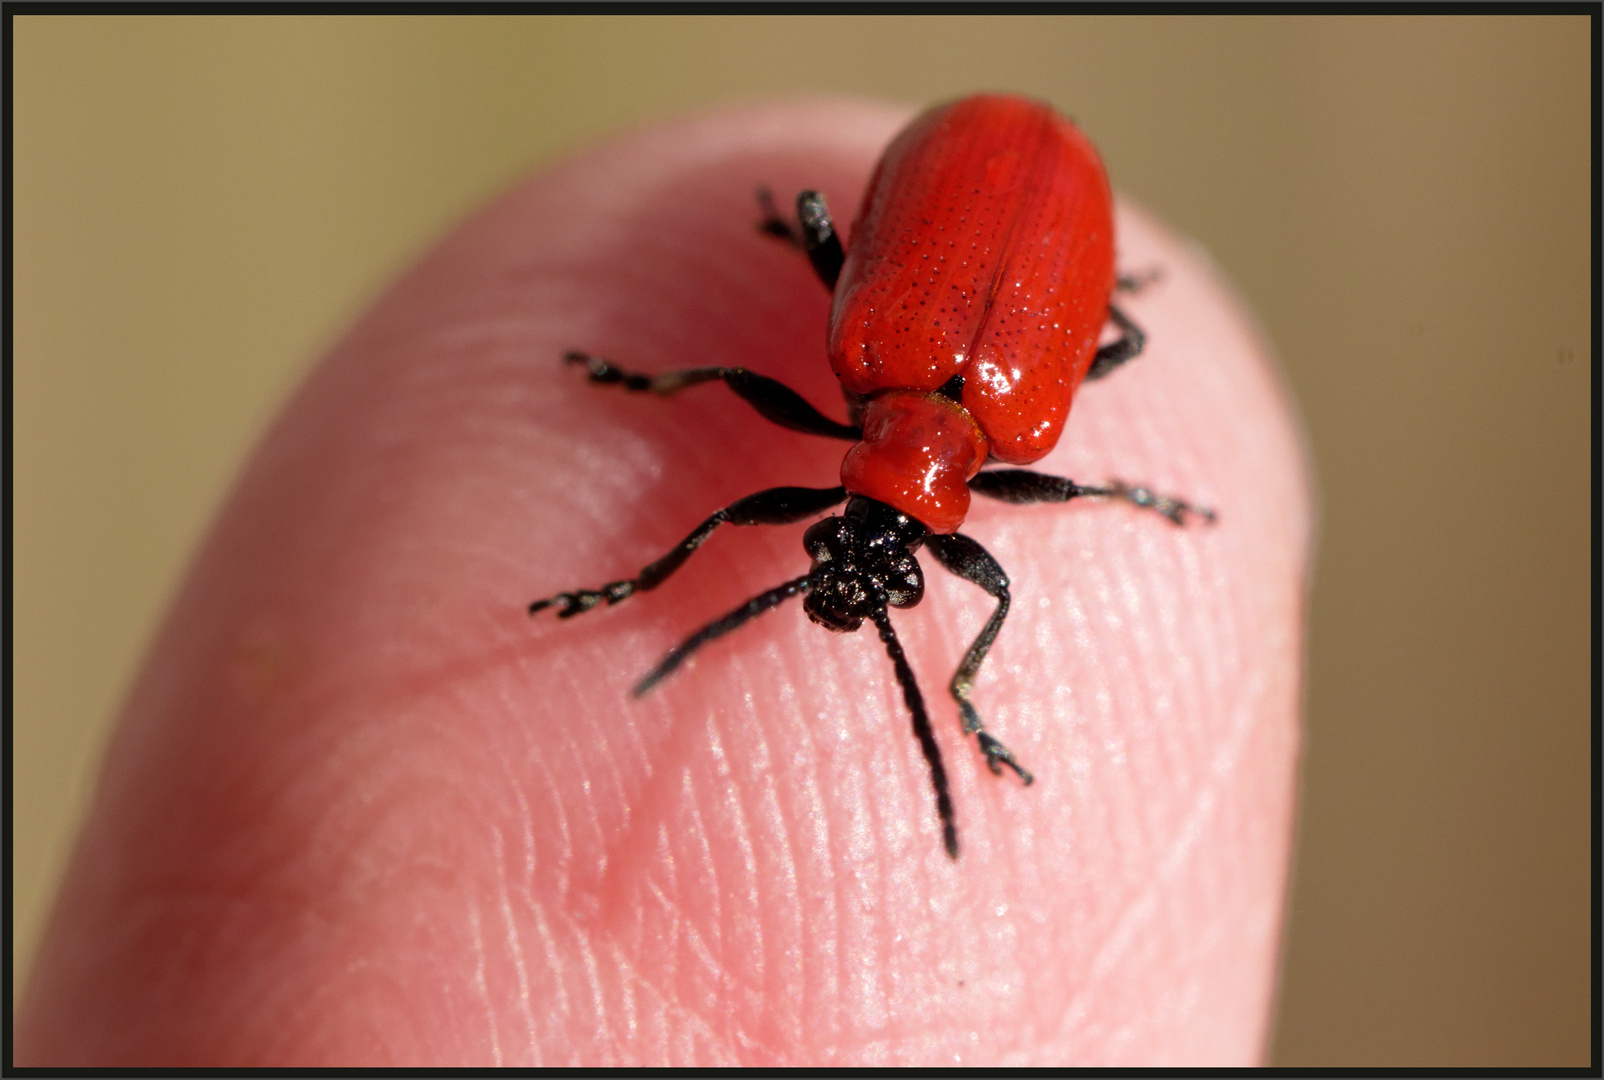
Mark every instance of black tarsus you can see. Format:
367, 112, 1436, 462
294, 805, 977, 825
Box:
564, 351, 860, 441
969, 469, 1216, 527
923, 533, 1033, 786
871, 607, 959, 859
529, 485, 849, 618
756, 188, 795, 243
1086, 304, 1145, 381
757, 188, 844, 292
1115, 268, 1163, 294
633, 574, 813, 697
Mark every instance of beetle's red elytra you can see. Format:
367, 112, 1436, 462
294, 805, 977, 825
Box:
532, 94, 1214, 859
831, 95, 1116, 488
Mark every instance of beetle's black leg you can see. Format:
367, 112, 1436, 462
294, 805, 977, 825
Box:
1115, 268, 1162, 294
870, 607, 959, 859
923, 533, 1034, 787
756, 187, 798, 243
756, 188, 844, 291
1085, 304, 1145, 380
634, 573, 812, 696
529, 485, 848, 618
970, 469, 1216, 526
564, 351, 860, 441
795, 191, 845, 291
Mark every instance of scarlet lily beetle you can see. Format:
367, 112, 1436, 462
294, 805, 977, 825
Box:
531, 94, 1214, 858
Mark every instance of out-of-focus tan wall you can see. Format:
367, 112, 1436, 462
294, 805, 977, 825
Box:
13, 15, 1588, 1066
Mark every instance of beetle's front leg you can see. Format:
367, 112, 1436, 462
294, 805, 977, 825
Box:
529, 485, 848, 617
923, 532, 1034, 785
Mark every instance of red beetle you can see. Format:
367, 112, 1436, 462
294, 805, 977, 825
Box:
532, 94, 1213, 858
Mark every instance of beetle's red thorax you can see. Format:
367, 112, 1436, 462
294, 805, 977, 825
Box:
828, 95, 1116, 468
839, 390, 988, 534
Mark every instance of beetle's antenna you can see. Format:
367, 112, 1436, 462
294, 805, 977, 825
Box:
633, 575, 812, 697
870, 607, 959, 859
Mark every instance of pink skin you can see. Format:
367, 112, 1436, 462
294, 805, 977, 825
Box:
17, 100, 1310, 1066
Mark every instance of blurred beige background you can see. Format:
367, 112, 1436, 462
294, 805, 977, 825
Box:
13, 15, 1589, 1066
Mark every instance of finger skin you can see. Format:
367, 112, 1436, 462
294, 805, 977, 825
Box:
18, 100, 1309, 1066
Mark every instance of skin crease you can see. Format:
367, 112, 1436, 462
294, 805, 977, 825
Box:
17, 100, 1310, 1066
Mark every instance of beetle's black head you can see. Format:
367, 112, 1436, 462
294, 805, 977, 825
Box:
802, 496, 927, 633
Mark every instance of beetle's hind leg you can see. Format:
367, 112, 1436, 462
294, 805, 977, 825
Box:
923, 533, 1034, 786
1115, 268, 1163, 293
756, 188, 844, 291
1085, 304, 1146, 380
563, 351, 859, 441
756, 187, 802, 245
1091, 265, 1163, 379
